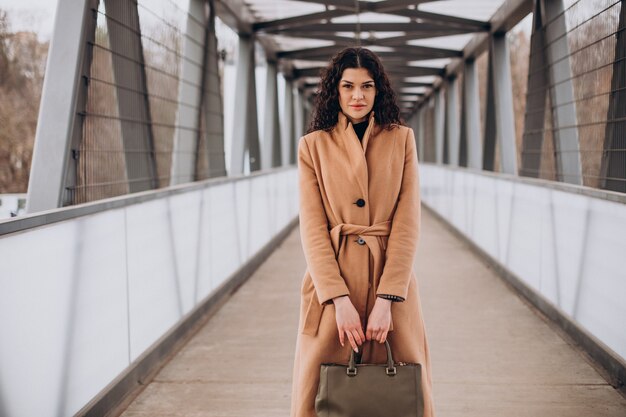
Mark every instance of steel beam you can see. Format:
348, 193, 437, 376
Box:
416, 108, 425, 160
283, 77, 296, 165
294, 89, 305, 141
276, 43, 460, 60
27, 0, 98, 212
231, 34, 261, 174
293, 65, 443, 79
463, 59, 482, 169
543, 0, 582, 185
445, 76, 460, 166
203, 0, 226, 178
265, 22, 477, 35
170, 0, 206, 185
389, 9, 489, 31
600, 0, 626, 192
291, 0, 442, 9
445, 0, 533, 81
274, 30, 471, 43
253, 9, 350, 31
214, 0, 253, 34
434, 88, 445, 164
483, 44, 497, 171
263, 60, 282, 169
520, 0, 549, 178
485, 33, 517, 174
105, 0, 159, 191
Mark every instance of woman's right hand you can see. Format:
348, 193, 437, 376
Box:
332, 295, 365, 352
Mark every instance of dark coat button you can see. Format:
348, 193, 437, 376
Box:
357, 237, 366, 245
356, 198, 366, 207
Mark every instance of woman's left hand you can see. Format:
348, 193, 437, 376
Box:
366, 297, 392, 343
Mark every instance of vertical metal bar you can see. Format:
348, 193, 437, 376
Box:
445, 76, 460, 166
464, 59, 483, 170
104, 0, 158, 192
459, 74, 468, 168
231, 33, 261, 174
521, 0, 549, 178
283, 76, 296, 165
203, 0, 226, 178
600, 0, 626, 192
483, 44, 497, 171
170, 0, 206, 185
491, 33, 518, 175
263, 60, 282, 169
543, 0, 582, 185
26, 0, 99, 213
434, 88, 445, 164
294, 88, 305, 141
418, 107, 425, 161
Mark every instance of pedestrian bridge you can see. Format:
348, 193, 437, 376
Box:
1, 0, 625, 416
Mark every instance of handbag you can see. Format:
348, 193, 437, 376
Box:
315, 340, 424, 417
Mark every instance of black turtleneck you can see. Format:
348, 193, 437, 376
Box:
353, 120, 369, 141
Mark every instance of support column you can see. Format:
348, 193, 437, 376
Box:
283, 77, 296, 165
294, 88, 305, 141
445, 76, 460, 166
434, 88, 445, 164
26, 0, 98, 212
170, 0, 206, 185
543, 0, 582, 184
262, 60, 281, 169
600, 0, 626, 192
463, 59, 483, 170
417, 107, 425, 161
231, 33, 261, 175
484, 33, 518, 175
105, 0, 158, 190
202, 0, 226, 178
521, 0, 549, 178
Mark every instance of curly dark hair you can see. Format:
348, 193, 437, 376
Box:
307, 47, 403, 133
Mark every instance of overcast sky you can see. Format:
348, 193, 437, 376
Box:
0, 0, 58, 40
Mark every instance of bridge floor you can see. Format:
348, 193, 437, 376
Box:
120, 209, 626, 417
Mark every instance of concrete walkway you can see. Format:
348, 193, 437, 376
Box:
120, 209, 626, 417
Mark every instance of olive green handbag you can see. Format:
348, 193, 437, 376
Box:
315, 340, 424, 417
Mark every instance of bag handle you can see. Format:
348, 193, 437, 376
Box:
347, 340, 397, 377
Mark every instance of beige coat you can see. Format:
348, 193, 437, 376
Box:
290, 111, 435, 417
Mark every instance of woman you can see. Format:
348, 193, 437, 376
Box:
290, 47, 435, 417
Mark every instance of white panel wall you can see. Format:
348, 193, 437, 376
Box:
420, 164, 626, 362
0, 168, 298, 417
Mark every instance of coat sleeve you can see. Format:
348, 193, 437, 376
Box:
376, 127, 421, 300
298, 136, 350, 305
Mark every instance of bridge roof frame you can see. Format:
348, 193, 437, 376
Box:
215, 0, 533, 117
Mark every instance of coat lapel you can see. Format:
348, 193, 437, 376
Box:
334, 111, 377, 201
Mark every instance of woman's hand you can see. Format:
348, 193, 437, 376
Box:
333, 296, 365, 352
366, 297, 392, 343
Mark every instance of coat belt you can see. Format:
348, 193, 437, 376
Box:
329, 221, 392, 290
